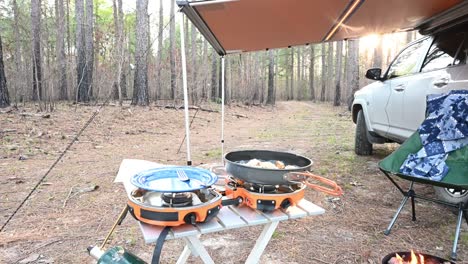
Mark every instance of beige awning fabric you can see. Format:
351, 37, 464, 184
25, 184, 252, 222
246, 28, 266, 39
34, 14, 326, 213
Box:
330, 0, 462, 41
177, 0, 464, 55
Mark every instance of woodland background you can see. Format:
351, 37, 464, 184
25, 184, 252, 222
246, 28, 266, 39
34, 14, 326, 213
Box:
0, 0, 419, 110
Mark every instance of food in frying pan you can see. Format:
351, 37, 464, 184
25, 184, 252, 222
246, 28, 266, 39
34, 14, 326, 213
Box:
241, 159, 299, 170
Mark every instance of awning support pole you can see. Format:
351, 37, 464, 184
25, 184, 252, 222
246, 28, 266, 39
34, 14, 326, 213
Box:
221, 56, 225, 164
179, 10, 191, 166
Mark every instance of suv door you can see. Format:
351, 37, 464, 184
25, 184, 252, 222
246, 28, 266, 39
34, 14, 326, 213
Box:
401, 29, 468, 135
383, 38, 432, 142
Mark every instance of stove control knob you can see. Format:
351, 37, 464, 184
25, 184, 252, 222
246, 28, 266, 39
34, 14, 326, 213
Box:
184, 213, 196, 225
280, 199, 291, 209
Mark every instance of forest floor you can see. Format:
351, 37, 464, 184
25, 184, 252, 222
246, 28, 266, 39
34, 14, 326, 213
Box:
0, 101, 466, 264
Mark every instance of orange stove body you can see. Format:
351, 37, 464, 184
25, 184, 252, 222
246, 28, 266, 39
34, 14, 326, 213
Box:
127, 190, 222, 227
224, 183, 306, 211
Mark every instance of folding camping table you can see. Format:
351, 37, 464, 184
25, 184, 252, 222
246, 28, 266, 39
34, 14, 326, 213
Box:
115, 159, 325, 264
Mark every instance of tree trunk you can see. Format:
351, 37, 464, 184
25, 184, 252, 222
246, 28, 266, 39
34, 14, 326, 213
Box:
266, 50, 275, 105
342, 41, 348, 97
191, 23, 197, 103
85, 0, 94, 98
346, 39, 360, 110
42, 3, 51, 106
0, 36, 9, 108
66, 0, 71, 55
296, 47, 301, 99
309, 45, 315, 101
118, 0, 126, 99
112, 0, 119, 100
13, 0, 22, 104
334, 41, 343, 106
320, 43, 326, 102
373, 35, 383, 69
201, 39, 208, 100
75, 0, 87, 102
169, 0, 176, 100
211, 51, 217, 100
327, 42, 334, 101
112, 0, 125, 103
218, 56, 223, 102
57, 0, 68, 100
66, 0, 72, 98
132, 0, 150, 106
406, 31, 413, 44
155, 0, 163, 100
31, 0, 42, 101
289, 48, 294, 100
260, 53, 265, 104
285, 53, 290, 101
273, 51, 278, 102
224, 57, 229, 104
93, 1, 100, 98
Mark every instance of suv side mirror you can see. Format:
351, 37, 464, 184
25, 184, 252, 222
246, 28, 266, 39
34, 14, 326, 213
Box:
365, 68, 382, 81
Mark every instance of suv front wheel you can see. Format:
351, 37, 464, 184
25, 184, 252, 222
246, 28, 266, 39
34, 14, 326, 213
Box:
355, 109, 373, 155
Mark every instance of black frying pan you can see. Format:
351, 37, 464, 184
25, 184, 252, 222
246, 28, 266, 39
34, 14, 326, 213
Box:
224, 150, 313, 185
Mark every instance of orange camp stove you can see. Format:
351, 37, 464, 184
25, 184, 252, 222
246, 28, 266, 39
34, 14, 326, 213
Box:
222, 178, 306, 211
127, 188, 223, 227
127, 166, 225, 227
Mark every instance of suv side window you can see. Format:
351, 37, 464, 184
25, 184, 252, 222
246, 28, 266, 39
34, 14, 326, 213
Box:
421, 32, 466, 72
387, 38, 429, 79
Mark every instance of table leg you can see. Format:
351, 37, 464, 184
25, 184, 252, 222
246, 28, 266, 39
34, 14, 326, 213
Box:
176, 245, 191, 264
185, 235, 215, 264
245, 221, 280, 264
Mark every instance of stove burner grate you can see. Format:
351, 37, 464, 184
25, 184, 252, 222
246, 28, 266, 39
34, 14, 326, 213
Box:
247, 183, 277, 193
241, 182, 301, 194
161, 192, 193, 207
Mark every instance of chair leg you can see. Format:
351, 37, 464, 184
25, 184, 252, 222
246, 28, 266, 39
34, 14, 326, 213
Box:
451, 203, 464, 261
410, 190, 416, 221
385, 195, 410, 236
463, 203, 468, 225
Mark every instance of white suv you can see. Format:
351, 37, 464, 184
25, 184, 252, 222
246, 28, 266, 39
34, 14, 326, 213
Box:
352, 27, 468, 155
351, 24, 468, 202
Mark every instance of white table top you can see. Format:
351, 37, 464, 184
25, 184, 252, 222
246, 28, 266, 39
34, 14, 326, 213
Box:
115, 159, 325, 244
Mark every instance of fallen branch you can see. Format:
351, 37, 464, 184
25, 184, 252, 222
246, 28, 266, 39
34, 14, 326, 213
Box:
12, 239, 62, 264
164, 105, 219, 113
62, 185, 76, 208
19, 112, 51, 118
199, 107, 219, 113
310, 256, 332, 264
62, 185, 99, 208
0, 129, 17, 133
0, 107, 14, 114
232, 113, 247, 118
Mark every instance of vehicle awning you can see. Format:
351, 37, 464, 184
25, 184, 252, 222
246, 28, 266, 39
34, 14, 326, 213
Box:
176, 0, 465, 55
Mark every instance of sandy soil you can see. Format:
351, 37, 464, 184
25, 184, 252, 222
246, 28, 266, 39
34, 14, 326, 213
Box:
0, 101, 466, 264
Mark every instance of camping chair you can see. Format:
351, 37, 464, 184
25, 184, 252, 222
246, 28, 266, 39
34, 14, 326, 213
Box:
379, 131, 468, 260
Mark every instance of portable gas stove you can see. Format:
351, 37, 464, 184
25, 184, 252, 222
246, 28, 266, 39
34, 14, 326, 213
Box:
126, 166, 224, 227
222, 150, 343, 204
220, 176, 306, 211
128, 187, 223, 227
